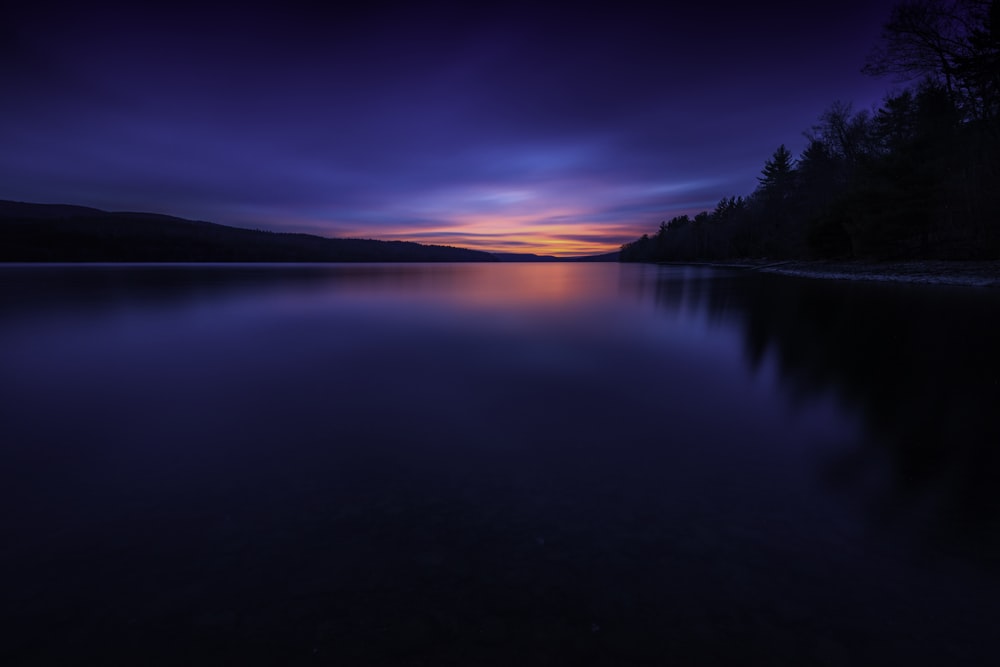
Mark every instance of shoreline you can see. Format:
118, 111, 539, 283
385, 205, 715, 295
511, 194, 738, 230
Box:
663, 259, 1000, 287
3, 259, 1000, 287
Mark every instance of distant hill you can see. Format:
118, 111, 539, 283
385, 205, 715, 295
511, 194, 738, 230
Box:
491, 252, 561, 262
0, 200, 496, 263
491, 251, 620, 262
565, 251, 620, 262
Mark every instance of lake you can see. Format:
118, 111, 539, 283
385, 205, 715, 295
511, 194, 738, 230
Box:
1, 262, 998, 665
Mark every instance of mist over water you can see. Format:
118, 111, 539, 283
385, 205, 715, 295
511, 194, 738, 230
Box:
1, 263, 997, 665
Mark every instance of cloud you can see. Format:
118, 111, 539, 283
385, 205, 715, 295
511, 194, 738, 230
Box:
1, 0, 901, 255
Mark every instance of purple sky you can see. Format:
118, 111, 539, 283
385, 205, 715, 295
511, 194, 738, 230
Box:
2, 1, 900, 255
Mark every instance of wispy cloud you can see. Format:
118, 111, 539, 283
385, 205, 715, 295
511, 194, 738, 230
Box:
1, 1, 899, 255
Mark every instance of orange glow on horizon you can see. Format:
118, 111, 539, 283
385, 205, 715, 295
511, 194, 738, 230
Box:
330, 213, 639, 257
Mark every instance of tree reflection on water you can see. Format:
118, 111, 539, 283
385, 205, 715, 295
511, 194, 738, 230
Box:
637, 265, 1000, 560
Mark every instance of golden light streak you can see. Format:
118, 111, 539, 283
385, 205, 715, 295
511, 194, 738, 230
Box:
334, 213, 639, 257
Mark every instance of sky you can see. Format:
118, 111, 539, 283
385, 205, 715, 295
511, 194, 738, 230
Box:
2, 0, 902, 256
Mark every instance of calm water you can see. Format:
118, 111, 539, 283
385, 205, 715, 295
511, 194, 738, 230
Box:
1, 263, 998, 665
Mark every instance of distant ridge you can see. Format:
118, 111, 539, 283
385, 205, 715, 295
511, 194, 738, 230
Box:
0, 201, 116, 219
0, 200, 497, 263
490, 252, 561, 262
491, 251, 620, 262
566, 250, 620, 262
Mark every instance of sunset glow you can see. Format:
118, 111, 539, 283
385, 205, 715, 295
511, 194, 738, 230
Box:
3, 1, 898, 256
312, 179, 719, 256
334, 212, 639, 257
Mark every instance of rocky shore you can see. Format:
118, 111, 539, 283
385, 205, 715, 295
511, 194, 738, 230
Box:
674, 260, 1000, 287
760, 260, 1000, 287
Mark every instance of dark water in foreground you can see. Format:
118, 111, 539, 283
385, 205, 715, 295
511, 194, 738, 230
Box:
1, 263, 998, 666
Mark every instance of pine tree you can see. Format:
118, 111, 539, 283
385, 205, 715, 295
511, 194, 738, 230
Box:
757, 144, 796, 200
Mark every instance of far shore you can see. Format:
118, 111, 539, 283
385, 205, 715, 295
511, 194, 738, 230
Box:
661, 259, 1000, 287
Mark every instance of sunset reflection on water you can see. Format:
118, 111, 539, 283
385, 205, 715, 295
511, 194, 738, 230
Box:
1, 263, 997, 666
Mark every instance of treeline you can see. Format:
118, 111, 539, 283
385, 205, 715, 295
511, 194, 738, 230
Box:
0, 201, 496, 262
622, 0, 1000, 262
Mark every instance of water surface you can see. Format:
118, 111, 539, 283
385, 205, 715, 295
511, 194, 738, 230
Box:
1, 263, 998, 665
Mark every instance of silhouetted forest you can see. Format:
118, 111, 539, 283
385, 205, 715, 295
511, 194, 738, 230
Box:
622, 0, 1000, 262
0, 201, 496, 263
